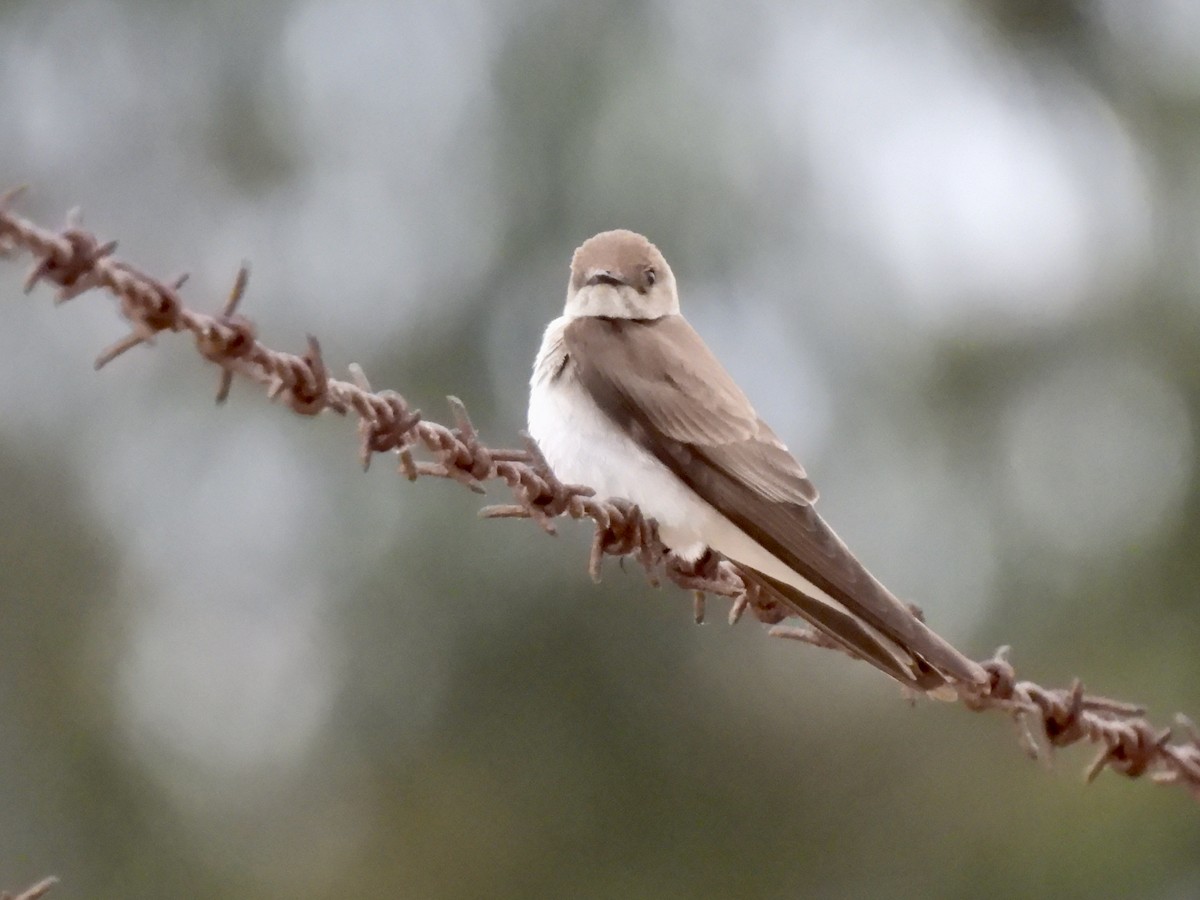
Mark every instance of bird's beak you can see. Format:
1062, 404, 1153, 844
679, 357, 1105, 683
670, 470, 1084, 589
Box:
586, 269, 626, 288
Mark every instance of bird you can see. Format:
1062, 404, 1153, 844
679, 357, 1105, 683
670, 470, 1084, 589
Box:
528, 229, 987, 694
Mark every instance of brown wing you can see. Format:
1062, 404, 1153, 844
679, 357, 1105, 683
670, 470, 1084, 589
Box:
563, 315, 984, 687
563, 315, 818, 505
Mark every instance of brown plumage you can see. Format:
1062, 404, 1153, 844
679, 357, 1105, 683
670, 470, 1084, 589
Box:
529, 229, 986, 693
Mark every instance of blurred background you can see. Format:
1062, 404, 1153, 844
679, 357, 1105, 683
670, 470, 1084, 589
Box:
2, 0, 1199, 896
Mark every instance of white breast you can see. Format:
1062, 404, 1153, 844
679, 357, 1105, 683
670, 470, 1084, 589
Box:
527, 317, 713, 557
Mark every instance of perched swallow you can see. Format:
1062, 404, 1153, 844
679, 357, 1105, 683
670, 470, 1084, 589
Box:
529, 229, 985, 693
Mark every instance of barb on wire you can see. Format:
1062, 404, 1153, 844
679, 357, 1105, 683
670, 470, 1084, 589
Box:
2, 194, 1199, 802
0, 877, 57, 900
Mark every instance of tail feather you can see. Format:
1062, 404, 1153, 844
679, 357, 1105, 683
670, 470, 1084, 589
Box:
742, 569, 957, 695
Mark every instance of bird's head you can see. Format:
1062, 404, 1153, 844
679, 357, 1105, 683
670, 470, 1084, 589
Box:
564, 229, 679, 320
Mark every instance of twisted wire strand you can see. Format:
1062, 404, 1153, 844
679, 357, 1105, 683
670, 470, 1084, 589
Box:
2, 190, 1198, 803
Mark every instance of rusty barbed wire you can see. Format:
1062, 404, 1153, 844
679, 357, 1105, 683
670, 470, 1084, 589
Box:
2, 192, 1199, 802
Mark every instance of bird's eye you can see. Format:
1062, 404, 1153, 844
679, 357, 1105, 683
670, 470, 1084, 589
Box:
645, 268, 657, 287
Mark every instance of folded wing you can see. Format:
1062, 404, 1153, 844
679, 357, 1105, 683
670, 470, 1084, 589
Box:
562, 314, 984, 689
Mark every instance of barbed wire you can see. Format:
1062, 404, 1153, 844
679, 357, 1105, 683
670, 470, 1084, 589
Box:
2, 190, 1199, 802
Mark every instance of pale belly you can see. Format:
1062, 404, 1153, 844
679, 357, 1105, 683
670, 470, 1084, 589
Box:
528, 369, 705, 551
